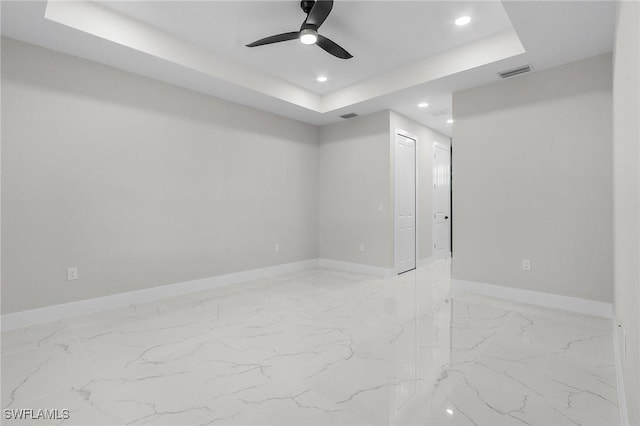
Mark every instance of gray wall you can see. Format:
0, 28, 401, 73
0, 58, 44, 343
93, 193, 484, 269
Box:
390, 111, 450, 263
613, 1, 640, 423
318, 111, 393, 268
452, 54, 613, 303
1, 38, 319, 313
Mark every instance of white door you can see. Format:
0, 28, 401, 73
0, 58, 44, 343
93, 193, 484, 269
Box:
395, 132, 416, 274
432, 143, 451, 259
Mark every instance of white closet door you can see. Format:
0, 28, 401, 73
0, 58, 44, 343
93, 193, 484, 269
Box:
433, 143, 451, 260
395, 132, 416, 274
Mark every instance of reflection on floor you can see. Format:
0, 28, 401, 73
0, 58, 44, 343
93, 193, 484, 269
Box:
2, 261, 620, 425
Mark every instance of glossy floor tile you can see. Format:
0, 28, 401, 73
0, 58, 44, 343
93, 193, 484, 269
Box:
2, 262, 620, 425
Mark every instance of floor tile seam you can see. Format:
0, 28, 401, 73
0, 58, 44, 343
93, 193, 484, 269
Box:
60, 314, 165, 420
59, 315, 128, 421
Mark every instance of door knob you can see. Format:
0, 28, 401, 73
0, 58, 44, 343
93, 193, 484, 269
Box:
445, 216, 449, 219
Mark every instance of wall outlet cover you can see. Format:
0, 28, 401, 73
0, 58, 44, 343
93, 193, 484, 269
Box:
67, 267, 78, 281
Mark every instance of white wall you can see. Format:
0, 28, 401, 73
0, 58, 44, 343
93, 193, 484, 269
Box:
390, 111, 450, 263
1, 38, 319, 313
452, 54, 613, 303
2, 39, 451, 314
613, 1, 640, 423
318, 111, 393, 268
318, 110, 449, 270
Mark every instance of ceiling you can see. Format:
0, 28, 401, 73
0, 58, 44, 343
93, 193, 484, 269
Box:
1, 1, 616, 137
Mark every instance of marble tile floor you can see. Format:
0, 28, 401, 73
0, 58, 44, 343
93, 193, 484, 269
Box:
1, 261, 620, 425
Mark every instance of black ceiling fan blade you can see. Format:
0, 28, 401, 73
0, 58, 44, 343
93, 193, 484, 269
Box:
304, 0, 333, 29
246, 32, 299, 47
316, 34, 352, 59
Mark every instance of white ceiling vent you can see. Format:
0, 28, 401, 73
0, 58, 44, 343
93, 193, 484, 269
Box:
499, 65, 531, 79
339, 113, 359, 119
430, 108, 451, 117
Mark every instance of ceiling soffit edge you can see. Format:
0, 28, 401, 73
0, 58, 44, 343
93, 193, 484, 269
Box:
43, 0, 525, 117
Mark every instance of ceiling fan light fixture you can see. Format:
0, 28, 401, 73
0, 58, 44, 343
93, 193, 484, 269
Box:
300, 28, 318, 45
455, 16, 471, 26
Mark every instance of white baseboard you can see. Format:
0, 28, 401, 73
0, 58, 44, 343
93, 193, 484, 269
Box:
612, 317, 630, 426
1, 259, 319, 331
317, 258, 393, 277
451, 279, 613, 318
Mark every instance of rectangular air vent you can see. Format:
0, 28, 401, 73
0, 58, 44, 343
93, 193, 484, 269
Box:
339, 113, 358, 119
499, 65, 531, 79
430, 108, 451, 117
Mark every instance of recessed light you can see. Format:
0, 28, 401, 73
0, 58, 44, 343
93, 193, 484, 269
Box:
418, 102, 429, 108
446, 408, 454, 416
455, 16, 471, 26
317, 76, 328, 82
447, 119, 454, 124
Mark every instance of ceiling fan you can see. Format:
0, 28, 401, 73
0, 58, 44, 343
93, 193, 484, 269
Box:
246, 0, 353, 60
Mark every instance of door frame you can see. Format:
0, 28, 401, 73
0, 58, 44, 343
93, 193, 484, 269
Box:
432, 141, 451, 260
394, 129, 418, 274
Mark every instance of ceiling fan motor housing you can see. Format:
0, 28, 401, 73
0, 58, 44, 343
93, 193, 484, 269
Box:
301, 1, 315, 15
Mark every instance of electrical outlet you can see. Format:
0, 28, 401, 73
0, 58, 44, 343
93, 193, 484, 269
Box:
377, 203, 384, 212
359, 243, 365, 253
67, 267, 78, 281
521, 259, 531, 271
274, 243, 280, 253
